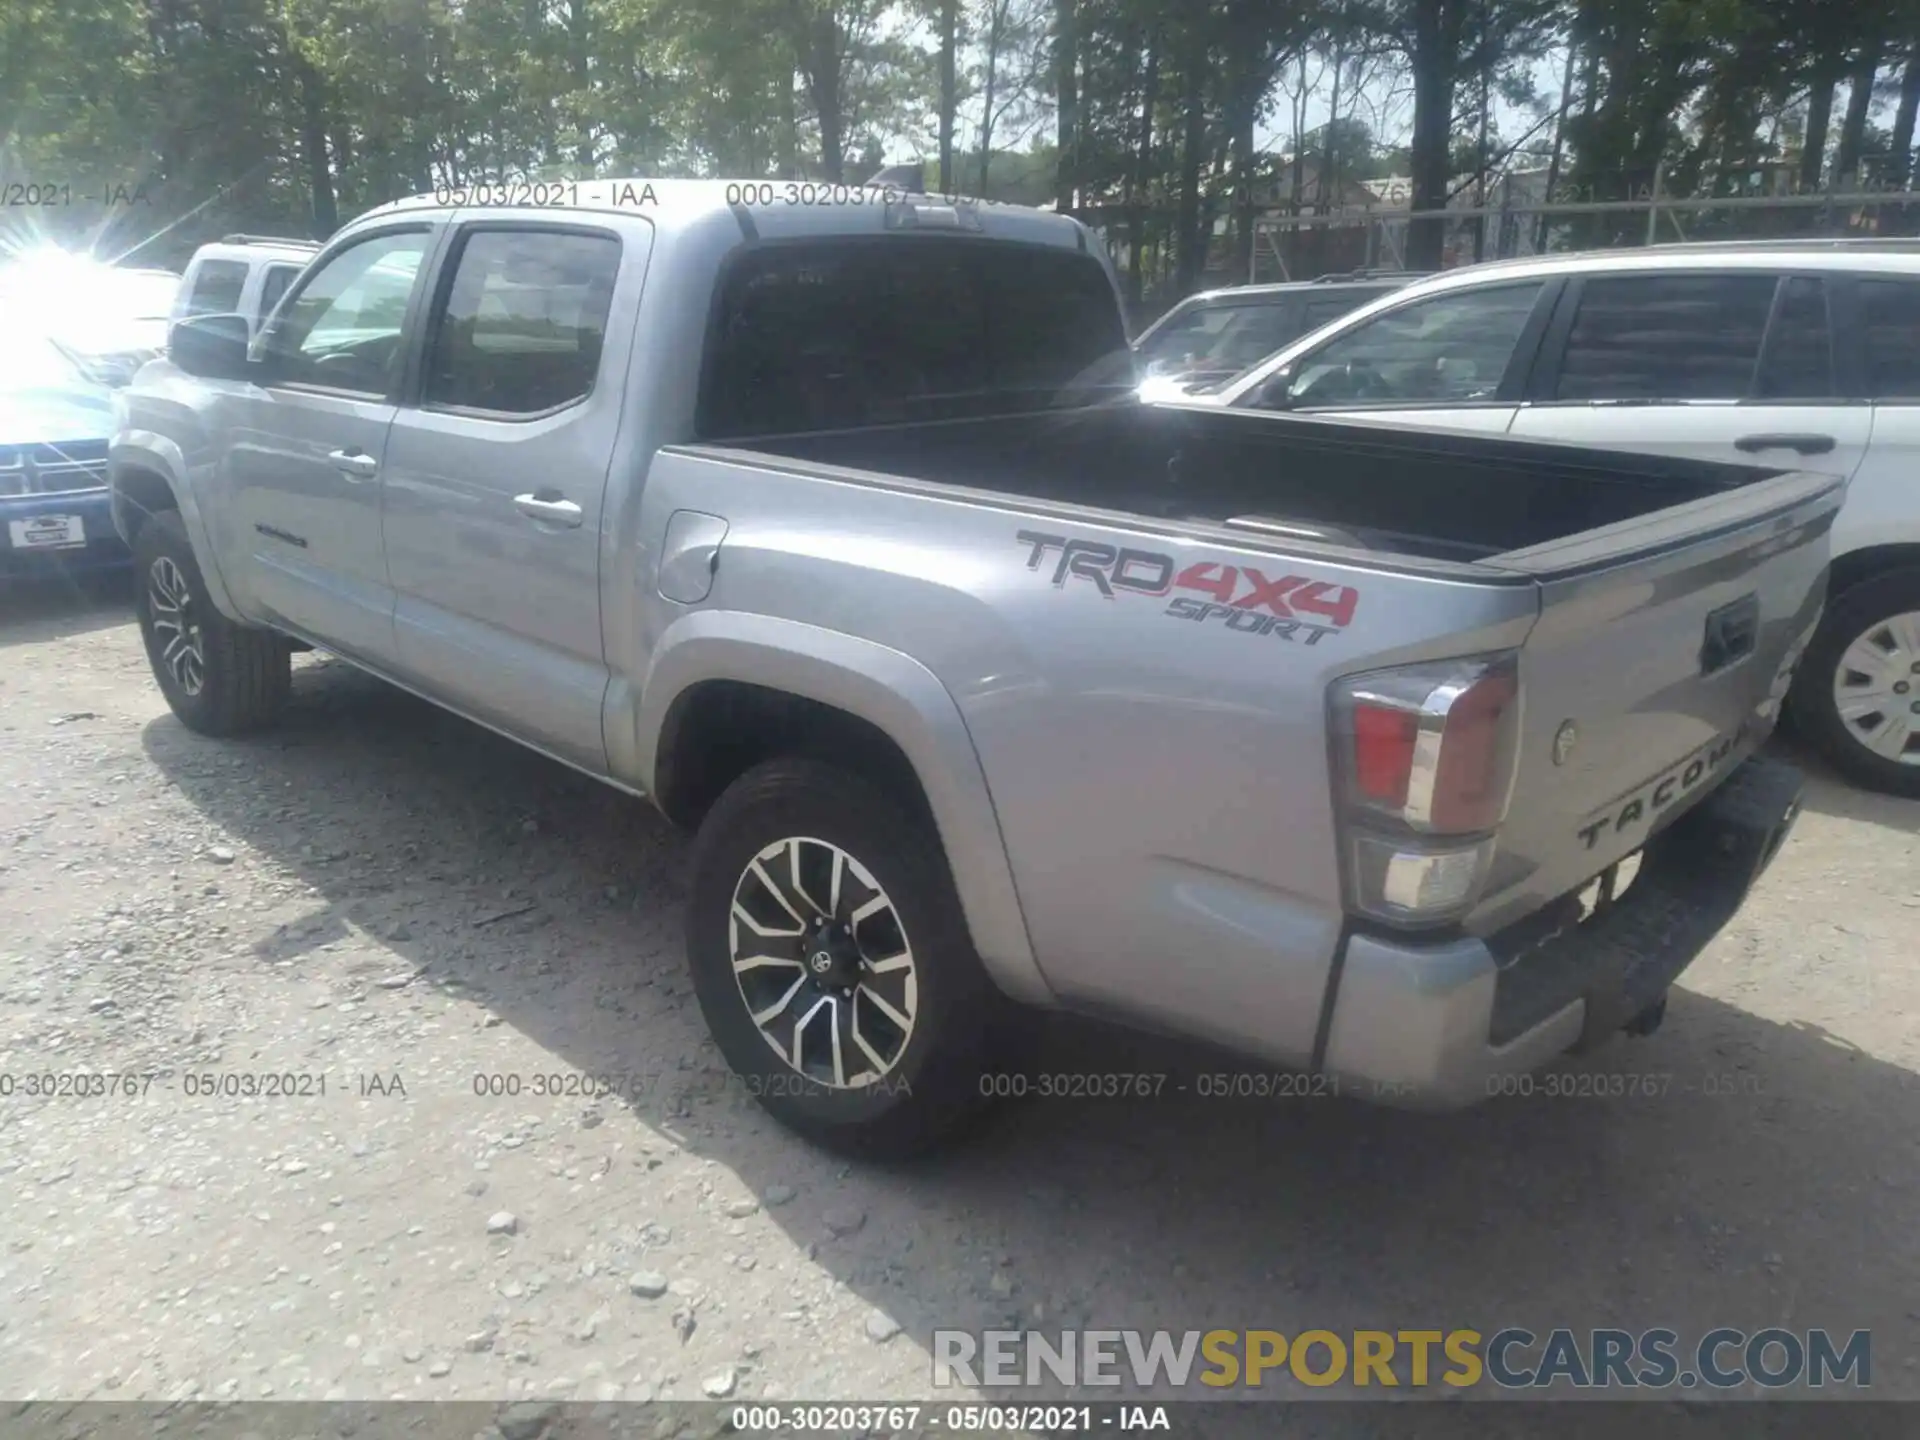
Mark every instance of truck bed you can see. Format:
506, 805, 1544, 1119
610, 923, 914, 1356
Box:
731, 401, 1781, 564
652, 397, 1836, 1081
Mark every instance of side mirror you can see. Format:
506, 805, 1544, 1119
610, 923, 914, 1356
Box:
168, 314, 255, 381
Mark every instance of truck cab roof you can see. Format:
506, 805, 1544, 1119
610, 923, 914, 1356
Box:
353, 177, 1099, 254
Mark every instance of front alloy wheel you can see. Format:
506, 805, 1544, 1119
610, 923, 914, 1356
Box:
147, 554, 207, 696
730, 836, 919, 1090
132, 508, 291, 735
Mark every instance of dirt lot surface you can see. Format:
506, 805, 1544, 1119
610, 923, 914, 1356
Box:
2, 578, 1918, 1431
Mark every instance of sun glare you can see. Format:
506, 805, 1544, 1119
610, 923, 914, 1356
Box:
0, 242, 178, 344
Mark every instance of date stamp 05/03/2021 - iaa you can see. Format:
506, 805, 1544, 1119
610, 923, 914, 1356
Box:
0, 1063, 1767, 1107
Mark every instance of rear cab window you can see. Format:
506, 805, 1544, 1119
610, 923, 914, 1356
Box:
183, 259, 248, 317
695, 237, 1130, 438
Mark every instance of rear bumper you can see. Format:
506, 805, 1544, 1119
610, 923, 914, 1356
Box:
1319, 753, 1803, 1108
0, 489, 128, 577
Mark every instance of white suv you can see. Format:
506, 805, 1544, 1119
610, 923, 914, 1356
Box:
1200, 240, 1920, 797
171, 235, 321, 337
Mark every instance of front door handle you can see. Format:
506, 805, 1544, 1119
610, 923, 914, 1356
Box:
327, 448, 380, 479
514, 492, 584, 528
1734, 432, 1836, 456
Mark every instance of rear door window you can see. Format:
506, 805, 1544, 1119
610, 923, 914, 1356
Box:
1755, 277, 1836, 400
421, 228, 623, 416
696, 238, 1129, 437
1854, 278, 1920, 397
1552, 273, 1777, 401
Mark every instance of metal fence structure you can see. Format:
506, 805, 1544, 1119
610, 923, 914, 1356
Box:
1247, 187, 1920, 282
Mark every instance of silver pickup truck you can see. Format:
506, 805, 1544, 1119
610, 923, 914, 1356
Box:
111, 180, 1830, 1156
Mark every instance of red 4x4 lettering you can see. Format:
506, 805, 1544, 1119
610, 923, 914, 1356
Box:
1216, 567, 1361, 628
1232, 568, 1311, 616
1091, 548, 1361, 630
1291, 580, 1358, 628
1173, 561, 1238, 604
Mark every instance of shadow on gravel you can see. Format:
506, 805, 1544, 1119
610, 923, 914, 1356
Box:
140, 655, 1920, 1418
0, 568, 135, 648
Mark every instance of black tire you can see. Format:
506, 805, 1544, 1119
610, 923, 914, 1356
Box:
1788, 569, 1920, 798
686, 757, 1020, 1158
133, 509, 291, 736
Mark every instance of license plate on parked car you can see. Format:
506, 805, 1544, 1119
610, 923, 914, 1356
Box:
7, 515, 86, 550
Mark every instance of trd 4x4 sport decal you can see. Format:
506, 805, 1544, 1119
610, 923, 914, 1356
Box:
1014, 530, 1358, 646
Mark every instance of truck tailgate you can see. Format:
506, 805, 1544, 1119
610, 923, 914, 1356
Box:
1468, 467, 1841, 936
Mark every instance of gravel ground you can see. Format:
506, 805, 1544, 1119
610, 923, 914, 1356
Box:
2, 576, 1918, 1427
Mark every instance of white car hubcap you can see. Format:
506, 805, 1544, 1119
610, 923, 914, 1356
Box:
1831, 609, 1920, 765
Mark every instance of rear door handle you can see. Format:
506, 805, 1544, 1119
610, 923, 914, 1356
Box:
327, 449, 380, 479
514, 492, 584, 528
1734, 432, 1836, 455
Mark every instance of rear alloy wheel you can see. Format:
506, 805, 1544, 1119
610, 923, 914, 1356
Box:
686, 757, 1015, 1157
730, 836, 919, 1090
1791, 571, 1920, 797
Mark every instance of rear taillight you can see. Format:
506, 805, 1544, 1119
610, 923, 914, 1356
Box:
1351, 705, 1418, 806
1330, 653, 1522, 926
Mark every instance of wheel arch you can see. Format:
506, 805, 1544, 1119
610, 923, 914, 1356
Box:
1829, 543, 1920, 601
626, 611, 1051, 1006
109, 435, 243, 620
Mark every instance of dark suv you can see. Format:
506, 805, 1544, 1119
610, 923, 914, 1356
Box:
1132, 271, 1425, 395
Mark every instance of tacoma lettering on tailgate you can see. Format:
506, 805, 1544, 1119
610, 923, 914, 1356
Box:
1014, 530, 1359, 646
1576, 731, 1742, 850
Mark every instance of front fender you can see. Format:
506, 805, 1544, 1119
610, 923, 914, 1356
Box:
109, 431, 243, 622
625, 609, 1052, 1007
